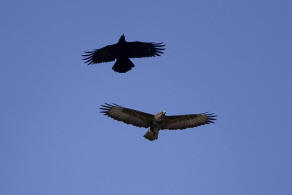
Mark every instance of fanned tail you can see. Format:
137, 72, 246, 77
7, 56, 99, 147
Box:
112, 58, 134, 73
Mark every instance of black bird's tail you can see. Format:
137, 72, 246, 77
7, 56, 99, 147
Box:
112, 58, 134, 73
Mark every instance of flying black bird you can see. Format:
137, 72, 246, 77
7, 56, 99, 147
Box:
82, 34, 165, 73
100, 103, 216, 141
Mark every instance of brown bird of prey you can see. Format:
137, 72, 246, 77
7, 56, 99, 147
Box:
100, 103, 216, 141
82, 34, 165, 73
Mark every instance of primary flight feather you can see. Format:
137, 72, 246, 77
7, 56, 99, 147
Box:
82, 34, 165, 73
100, 103, 216, 141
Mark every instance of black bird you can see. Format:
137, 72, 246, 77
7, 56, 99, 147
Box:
82, 34, 165, 73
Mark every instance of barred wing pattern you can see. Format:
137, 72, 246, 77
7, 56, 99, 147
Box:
82, 45, 116, 65
100, 103, 154, 128
161, 113, 216, 130
126, 42, 165, 58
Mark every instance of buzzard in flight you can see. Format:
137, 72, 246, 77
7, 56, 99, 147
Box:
82, 34, 165, 73
100, 103, 216, 141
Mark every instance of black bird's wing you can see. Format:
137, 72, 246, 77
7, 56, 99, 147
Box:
82, 45, 116, 65
161, 113, 216, 130
100, 103, 154, 128
126, 41, 165, 58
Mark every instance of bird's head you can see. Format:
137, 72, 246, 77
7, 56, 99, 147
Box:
155, 111, 166, 121
118, 34, 126, 43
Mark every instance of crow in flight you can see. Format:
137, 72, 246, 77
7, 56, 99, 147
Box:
82, 34, 165, 73
100, 103, 216, 141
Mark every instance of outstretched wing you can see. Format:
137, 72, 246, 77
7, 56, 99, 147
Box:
100, 103, 154, 128
82, 45, 116, 65
126, 41, 165, 58
161, 113, 216, 130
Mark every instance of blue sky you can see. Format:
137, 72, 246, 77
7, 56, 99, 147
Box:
1, 0, 292, 194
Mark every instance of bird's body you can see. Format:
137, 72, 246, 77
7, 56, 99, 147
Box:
143, 111, 165, 140
100, 104, 216, 141
82, 34, 165, 73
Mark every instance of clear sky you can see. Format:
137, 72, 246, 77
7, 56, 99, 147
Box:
1, 0, 292, 194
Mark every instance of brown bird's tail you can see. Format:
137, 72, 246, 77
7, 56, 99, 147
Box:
144, 129, 159, 141
112, 58, 134, 73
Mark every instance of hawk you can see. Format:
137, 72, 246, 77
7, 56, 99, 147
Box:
100, 103, 216, 141
82, 34, 165, 73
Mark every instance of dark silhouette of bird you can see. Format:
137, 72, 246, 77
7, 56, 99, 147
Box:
100, 103, 216, 141
82, 34, 165, 73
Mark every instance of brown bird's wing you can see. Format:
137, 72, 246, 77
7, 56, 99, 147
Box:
126, 41, 165, 58
161, 113, 216, 130
100, 103, 154, 128
82, 44, 116, 65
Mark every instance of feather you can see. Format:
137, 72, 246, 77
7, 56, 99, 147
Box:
100, 103, 154, 128
126, 42, 165, 58
161, 113, 216, 130
82, 45, 116, 65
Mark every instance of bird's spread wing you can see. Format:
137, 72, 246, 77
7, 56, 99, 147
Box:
161, 113, 216, 130
82, 45, 116, 65
126, 41, 165, 58
100, 103, 154, 128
